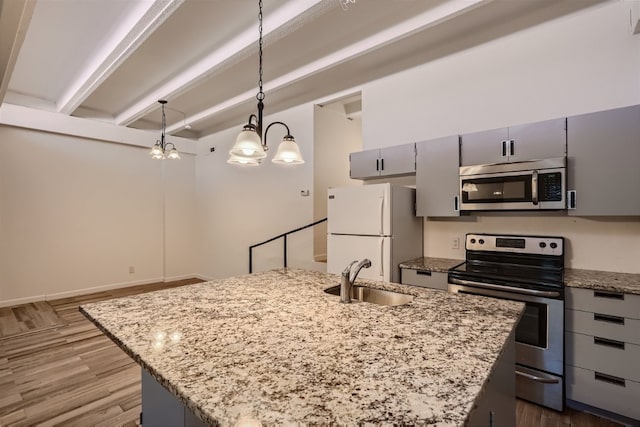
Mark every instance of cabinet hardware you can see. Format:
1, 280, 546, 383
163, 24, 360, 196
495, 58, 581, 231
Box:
509, 139, 515, 156
501, 140, 507, 157
416, 270, 432, 276
593, 336, 625, 350
594, 371, 626, 387
594, 290, 625, 300
380, 158, 384, 171
376, 158, 379, 171
567, 190, 576, 209
594, 313, 625, 325
454, 195, 460, 212
531, 170, 539, 205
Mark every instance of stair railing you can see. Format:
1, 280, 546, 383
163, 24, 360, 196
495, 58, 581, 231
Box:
249, 218, 327, 273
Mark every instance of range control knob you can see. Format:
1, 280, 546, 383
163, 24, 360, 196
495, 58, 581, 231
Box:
470, 238, 476, 244
539, 242, 547, 248
478, 239, 485, 245
550, 242, 558, 249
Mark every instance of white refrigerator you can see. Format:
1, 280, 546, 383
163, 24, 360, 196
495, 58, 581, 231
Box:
327, 183, 423, 283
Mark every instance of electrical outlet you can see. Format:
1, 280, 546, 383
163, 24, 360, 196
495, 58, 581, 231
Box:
452, 237, 460, 250
129, 266, 135, 274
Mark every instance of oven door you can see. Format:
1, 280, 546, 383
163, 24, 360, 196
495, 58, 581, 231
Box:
448, 279, 563, 374
448, 279, 565, 411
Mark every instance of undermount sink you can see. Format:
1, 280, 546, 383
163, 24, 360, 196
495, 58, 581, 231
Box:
324, 285, 415, 306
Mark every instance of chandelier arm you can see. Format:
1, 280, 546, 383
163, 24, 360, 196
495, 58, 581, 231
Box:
264, 121, 292, 148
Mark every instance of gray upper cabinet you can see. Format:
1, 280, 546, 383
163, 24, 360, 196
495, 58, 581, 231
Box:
350, 143, 416, 180
567, 104, 640, 216
460, 118, 566, 166
416, 135, 460, 217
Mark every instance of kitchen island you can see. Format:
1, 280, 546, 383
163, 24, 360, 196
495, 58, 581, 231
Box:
80, 269, 523, 426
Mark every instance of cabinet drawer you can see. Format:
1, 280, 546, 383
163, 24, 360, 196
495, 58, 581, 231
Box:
566, 287, 640, 319
566, 331, 640, 382
566, 365, 640, 421
566, 309, 640, 345
400, 269, 448, 290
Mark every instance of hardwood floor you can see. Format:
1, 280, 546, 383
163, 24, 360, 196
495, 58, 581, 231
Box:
0, 278, 625, 426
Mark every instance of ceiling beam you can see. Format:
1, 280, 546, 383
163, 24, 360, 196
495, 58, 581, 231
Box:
0, 103, 197, 153
166, 0, 488, 135
56, 0, 184, 115
114, 0, 328, 127
0, 0, 36, 104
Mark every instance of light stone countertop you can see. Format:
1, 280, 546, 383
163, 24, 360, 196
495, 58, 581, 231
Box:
565, 268, 640, 295
399, 257, 464, 273
80, 268, 523, 426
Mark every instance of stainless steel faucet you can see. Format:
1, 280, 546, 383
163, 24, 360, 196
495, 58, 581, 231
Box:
340, 259, 372, 303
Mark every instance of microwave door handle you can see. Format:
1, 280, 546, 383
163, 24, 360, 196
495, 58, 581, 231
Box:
531, 170, 539, 205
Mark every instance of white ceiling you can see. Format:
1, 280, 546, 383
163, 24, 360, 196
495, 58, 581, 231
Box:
1, 0, 608, 141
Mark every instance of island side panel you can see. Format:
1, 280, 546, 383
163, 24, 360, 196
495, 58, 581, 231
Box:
142, 370, 206, 427
467, 328, 516, 427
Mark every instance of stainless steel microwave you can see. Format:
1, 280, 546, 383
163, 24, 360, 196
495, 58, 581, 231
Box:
459, 157, 566, 211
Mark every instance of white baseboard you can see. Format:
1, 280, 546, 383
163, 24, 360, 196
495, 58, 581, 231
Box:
0, 275, 205, 308
194, 273, 214, 282
163, 273, 202, 282
0, 294, 47, 307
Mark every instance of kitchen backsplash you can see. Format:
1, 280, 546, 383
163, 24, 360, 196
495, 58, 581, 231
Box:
424, 213, 640, 274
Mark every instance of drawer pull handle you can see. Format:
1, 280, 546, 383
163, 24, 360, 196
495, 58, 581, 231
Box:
594, 313, 625, 325
593, 290, 625, 300
594, 372, 626, 387
593, 336, 625, 350
416, 270, 432, 276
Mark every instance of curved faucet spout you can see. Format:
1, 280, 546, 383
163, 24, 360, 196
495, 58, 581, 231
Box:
350, 259, 372, 283
340, 259, 372, 304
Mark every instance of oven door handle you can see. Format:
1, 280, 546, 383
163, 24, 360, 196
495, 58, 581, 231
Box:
448, 278, 560, 298
516, 370, 560, 384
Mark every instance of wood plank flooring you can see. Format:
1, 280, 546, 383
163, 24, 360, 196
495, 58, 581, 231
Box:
0, 302, 66, 339
0, 278, 625, 426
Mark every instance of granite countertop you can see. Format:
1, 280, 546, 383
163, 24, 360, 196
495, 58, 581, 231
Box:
565, 268, 640, 295
399, 257, 464, 273
80, 268, 523, 426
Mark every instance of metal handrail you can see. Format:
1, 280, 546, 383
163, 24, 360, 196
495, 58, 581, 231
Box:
249, 218, 327, 273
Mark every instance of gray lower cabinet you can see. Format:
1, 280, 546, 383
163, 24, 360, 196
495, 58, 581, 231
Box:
416, 135, 460, 217
565, 287, 640, 422
142, 370, 206, 427
567, 104, 640, 215
460, 118, 566, 166
400, 268, 448, 290
350, 143, 416, 179
467, 329, 516, 427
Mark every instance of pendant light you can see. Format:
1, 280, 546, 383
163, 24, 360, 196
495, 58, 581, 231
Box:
227, 0, 304, 166
150, 100, 180, 160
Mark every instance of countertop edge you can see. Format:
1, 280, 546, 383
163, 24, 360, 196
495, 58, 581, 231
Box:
79, 305, 214, 426
564, 268, 640, 296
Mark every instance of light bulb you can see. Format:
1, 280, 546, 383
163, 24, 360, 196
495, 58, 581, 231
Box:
242, 148, 255, 156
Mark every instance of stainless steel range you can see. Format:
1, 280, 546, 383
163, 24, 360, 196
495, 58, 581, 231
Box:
448, 233, 564, 411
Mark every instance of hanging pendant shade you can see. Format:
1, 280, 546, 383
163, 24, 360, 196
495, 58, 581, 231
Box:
229, 126, 267, 160
227, 154, 261, 166
272, 136, 304, 164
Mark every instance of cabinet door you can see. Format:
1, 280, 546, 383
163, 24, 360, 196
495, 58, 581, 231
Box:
567, 104, 640, 216
416, 135, 460, 217
379, 143, 416, 176
349, 149, 380, 179
460, 127, 508, 166
507, 118, 566, 163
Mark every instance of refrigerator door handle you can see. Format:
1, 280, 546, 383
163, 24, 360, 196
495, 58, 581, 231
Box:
379, 238, 384, 277
378, 195, 384, 236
